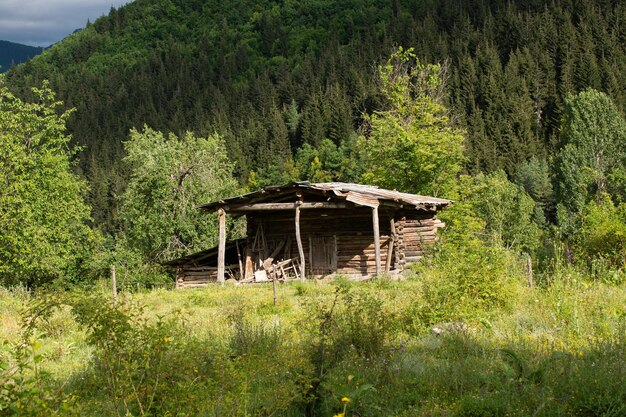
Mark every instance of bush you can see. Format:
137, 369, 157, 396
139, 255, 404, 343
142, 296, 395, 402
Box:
408, 244, 522, 331
575, 195, 626, 269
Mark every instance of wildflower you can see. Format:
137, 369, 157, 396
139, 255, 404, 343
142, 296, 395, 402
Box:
341, 397, 351, 404
334, 414, 344, 417
162, 337, 171, 343
347, 375, 354, 382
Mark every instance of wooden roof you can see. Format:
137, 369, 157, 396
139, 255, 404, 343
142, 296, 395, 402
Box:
198, 182, 452, 212
164, 237, 246, 266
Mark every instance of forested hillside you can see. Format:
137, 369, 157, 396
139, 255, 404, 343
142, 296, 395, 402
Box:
5, 0, 626, 233
0, 41, 43, 73
3, 3, 626, 412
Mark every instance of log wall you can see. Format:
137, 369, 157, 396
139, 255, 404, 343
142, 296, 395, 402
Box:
175, 207, 444, 287
247, 208, 441, 277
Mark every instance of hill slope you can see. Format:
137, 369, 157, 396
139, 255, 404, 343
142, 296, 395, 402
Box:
0, 40, 43, 73
5, 0, 626, 232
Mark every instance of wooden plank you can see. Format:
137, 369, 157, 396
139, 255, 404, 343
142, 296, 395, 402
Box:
226, 202, 350, 212
236, 240, 244, 280
337, 254, 389, 262
372, 206, 381, 275
184, 266, 218, 272
217, 207, 226, 283
405, 255, 423, 263
295, 201, 306, 280
245, 246, 254, 279
386, 218, 395, 272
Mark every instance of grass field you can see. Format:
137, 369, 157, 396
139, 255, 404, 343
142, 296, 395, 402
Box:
1, 259, 626, 416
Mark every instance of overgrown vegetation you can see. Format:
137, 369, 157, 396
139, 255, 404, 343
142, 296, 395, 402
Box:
1, 262, 625, 416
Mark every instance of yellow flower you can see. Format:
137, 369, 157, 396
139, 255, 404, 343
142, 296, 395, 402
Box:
347, 375, 354, 382
162, 337, 171, 343
341, 397, 351, 403
334, 414, 344, 417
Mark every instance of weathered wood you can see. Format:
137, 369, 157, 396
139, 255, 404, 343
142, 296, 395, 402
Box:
405, 255, 423, 263
183, 266, 218, 272
272, 273, 278, 305
236, 240, 244, 280
181, 271, 214, 277
295, 201, 306, 280
217, 207, 226, 283
337, 254, 389, 261
372, 206, 381, 275
262, 239, 286, 270
227, 202, 351, 212
403, 229, 437, 236
386, 218, 395, 272
245, 247, 254, 279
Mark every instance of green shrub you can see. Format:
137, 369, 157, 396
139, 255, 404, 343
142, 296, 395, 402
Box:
575, 196, 626, 270
408, 244, 521, 331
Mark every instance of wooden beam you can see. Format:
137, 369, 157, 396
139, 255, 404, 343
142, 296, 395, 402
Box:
372, 206, 381, 275
295, 200, 306, 280
217, 207, 226, 283
225, 202, 350, 212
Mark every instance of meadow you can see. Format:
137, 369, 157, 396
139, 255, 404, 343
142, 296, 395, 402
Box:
2, 249, 625, 417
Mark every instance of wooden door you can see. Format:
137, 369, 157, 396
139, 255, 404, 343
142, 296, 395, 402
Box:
308, 235, 337, 275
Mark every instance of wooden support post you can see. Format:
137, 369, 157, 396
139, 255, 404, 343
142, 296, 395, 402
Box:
111, 265, 117, 305
385, 217, 395, 273
235, 240, 244, 280
217, 207, 226, 284
272, 274, 278, 306
373, 206, 381, 275
244, 247, 254, 280
295, 200, 306, 280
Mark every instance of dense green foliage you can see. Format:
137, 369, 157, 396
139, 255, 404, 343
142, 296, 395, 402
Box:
358, 47, 464, 196
0, 41, 43, 74
4, 0, 625, 232
555, 89, 626, 225
119, 126, 239, 262
0, 84, 95, 286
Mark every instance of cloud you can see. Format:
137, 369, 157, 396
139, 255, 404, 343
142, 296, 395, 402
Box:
0, 0, 133, 46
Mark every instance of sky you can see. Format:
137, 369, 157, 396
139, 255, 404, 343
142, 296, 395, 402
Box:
0, 0, 133, 47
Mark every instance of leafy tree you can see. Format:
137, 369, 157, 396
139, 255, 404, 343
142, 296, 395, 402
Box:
119, 126, 239, 262
358, 47, 465, 196
575, 195, 626, 268
555, 89, 626, 231
0, 83, 95, 285
472, 171, 542, 254
439, 171, 541, 255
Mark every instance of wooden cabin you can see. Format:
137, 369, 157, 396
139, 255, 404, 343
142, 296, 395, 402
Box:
167, 182, 451, 288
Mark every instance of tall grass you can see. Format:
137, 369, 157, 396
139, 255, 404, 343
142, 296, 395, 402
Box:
1, 257, 625, 416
